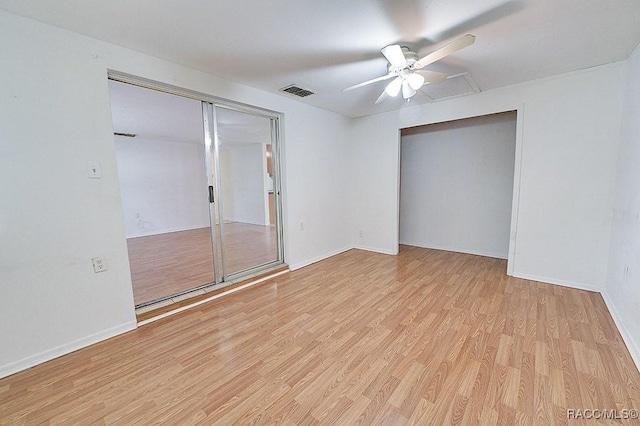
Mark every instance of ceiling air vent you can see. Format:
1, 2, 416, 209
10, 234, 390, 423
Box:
280, 85, 314, 98
114, 132, 137, 138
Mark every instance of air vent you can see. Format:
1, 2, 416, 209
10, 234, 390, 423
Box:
280, 85, 314, 98
114, 132, 137, 138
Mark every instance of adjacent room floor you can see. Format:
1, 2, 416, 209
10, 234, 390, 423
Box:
1, 247, 639, 424
127, 222, 278, 305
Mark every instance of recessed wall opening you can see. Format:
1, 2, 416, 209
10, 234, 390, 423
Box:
399, 111, 518, 266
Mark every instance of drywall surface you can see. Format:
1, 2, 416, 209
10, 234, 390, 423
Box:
400, 113, 516, 259
0, 10, 352, 377
115, 136, 210, 237
352, 62, 625, 290
605, 43, 640, 368
219, 144, 267, 226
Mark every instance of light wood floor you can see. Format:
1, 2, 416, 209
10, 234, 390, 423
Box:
128, 222, 278, 305
2, 247, 639, 424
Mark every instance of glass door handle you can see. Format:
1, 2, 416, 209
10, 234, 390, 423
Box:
208, 186, 215, 203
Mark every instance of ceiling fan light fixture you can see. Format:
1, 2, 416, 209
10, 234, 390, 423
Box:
385, 77, 402, 97
406, 73, 425, 90
402, 81, 416, 99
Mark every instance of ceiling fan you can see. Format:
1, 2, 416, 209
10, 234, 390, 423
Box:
344, 34, 476, 103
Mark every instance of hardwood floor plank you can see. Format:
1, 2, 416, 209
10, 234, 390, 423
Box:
1, 246, 639, 424
128, 223, 279, 305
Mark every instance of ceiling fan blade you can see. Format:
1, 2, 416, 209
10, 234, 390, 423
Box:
381, 44, 406, 68
343, 73, 395, 92
374, 90, 388, 104
414, 34, 476, 69
416, 70, 448, 84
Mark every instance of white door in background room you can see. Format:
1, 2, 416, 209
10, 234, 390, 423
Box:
108, 77, 284, 307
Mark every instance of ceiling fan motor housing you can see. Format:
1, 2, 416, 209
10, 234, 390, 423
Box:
388, 47, 418, 73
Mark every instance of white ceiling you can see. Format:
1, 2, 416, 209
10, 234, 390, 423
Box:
109, 80, 202, 144
3, 0, 640, 118
216, 107, 272, 148
108, 80, 272, 146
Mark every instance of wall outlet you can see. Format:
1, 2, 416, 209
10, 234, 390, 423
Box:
299, 221, 304, 231
359, 230, 363, 238
92, 256, 108, 273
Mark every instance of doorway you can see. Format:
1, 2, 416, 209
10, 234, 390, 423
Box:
399, 111, 517, 260
108, 75, 284, 307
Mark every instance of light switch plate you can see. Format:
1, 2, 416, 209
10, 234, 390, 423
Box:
88, 162, 102, 179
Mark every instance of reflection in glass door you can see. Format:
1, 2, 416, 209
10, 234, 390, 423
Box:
109, 74, 284, 307
109, 80, 216, 306
206, 105, 282, 280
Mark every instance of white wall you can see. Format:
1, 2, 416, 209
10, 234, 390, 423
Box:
605, 43, 640, 367
352, 63, 625, 290
0, 9, 352, 378
115, 136, 210, 237
400, 113, 516, 259
2, 6, 634, 379
219, 144, 267, 226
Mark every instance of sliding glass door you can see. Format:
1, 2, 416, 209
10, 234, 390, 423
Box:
204, 104, 283, 282
109, 80, 217, 306
109, 74, 284, 307
207, 105, 282, 280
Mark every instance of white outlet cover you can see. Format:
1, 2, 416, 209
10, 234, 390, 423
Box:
91, 256, 108, 273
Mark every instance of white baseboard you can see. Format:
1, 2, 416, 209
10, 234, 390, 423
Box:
0, 321, 137, 379
127, 225, 209, 238
353, 245, 398, 256
289, 246, 353, 271
510, 272, 602, 293
601, 291, 640, 372
399, 241, 507, 260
